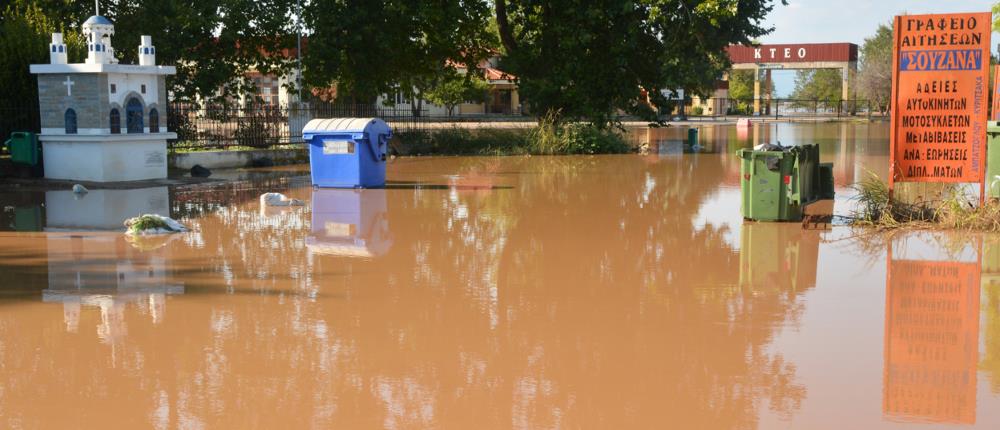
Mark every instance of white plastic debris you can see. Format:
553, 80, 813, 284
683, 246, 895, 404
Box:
124, 214, 189, 235
260, 193, 305, 207
72, 184, 88, 194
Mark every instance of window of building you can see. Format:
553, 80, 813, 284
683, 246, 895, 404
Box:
126, 98, 144, 133
110, 108, 121, 134
141, 84, 146, 94
51, 46, 56, 53
149, 108, 159, 133
58, 46, 64, 53
110, 84, 116, 94
64, 109, 77, 134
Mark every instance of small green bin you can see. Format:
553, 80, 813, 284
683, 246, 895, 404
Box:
13, 206, 42, 232
4, 132, 41, 166
687, 128, 698, 146
738, 144, 821, 222
987, 122, 1000, 199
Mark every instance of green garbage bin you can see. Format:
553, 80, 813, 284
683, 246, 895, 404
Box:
13, 206, 42, 232
687, 128, 698, 146
987, 122, 1000, 199
818, 163, 835, 199
738, 144, 821, 222
4, 132, 40, 166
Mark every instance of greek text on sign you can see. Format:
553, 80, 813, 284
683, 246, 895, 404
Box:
890, 12, 990, 183
322, 140, 355, 155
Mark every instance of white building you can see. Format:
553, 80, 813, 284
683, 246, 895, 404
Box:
29, 13, 177, 182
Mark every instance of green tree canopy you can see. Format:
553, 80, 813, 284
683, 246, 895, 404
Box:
2, 0, 300, 105
495, 0, 783, 126
857, 22, 892, 112
790, 69, 842, 106
0, 0, 85, 129
102, 0, 300, 103
303, 0, 497, 104
424, 73, 491, 116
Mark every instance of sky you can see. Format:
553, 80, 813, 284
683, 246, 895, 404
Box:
760, 0, 996, 96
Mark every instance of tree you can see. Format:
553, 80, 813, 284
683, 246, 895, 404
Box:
728, 70, 755, 102
0, 0, 85, 134
790, 69, 842, 108
303, 1, 497, 105
494, 0, 784, 127
425, 73, 491, 116
2, 0, 300, 105
103, 0, 300, 104
857, 22, 892, 113
726, 69, 775, 114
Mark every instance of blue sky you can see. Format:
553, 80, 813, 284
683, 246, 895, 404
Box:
760, 0, 996, 96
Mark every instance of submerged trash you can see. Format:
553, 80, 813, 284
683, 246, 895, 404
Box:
250, 157, 275, 167
754, 142, 786, 151
72, 184, 88, 194
124, 214, 188, 235
191, 165, 212, 177
260, 192, 305, 207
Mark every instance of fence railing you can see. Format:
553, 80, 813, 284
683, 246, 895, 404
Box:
683, 98, 888, 120
2, 98, 889, 152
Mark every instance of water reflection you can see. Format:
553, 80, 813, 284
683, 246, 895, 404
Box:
307, 189, 392, 258
6, 122, 996, 428
884, 233, 980, 424
46, 187, 170, 230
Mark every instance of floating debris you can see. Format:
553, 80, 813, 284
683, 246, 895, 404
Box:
72, 184, 88, 194
260, 193, 305, 207
124, 214, 188, 235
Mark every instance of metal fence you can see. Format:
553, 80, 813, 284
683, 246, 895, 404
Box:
683, 98, 888, 120
2, 98, 889, 152
167, 102, 541, 149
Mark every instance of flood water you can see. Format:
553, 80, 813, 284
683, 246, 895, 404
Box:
2, 122, 999, 428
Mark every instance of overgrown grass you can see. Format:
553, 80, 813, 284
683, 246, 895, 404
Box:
392, 112, 632, 156
527, 111, 631, 155
851, 172, 1000, 231
393, 128, 532, 156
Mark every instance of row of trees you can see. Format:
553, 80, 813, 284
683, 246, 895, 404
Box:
788, 21, 892, 112
1, 0, 783, 127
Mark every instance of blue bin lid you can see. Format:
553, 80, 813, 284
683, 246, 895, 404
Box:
302, 118, 392, 140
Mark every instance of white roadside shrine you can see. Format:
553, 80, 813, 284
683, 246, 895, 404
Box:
29, 14, 176, 182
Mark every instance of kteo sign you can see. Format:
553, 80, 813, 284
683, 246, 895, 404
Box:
726, 43, 857, 64
890, 12, 991, 184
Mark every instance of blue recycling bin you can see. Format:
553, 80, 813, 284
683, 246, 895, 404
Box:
303, 118, 392, 188
305, 189, 392, 258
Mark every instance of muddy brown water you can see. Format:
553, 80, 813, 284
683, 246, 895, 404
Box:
2, 122, 1000, 428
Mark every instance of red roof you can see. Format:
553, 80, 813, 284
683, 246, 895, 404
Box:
447, 60, 517, 81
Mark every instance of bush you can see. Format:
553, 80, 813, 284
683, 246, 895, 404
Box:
390, 112, 631, 156
691, 106, 704, 116
392, 128, 531, 156
527, 111, 631, 155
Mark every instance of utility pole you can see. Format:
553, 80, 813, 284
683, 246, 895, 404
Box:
296, 0, 303, 104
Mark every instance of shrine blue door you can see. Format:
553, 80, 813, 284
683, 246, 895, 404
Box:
126, 98, 144, 133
